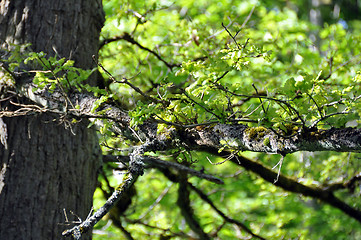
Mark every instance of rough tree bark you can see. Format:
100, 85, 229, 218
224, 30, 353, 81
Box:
0, 0, 104, 239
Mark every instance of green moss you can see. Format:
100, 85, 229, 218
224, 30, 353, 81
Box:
281, 123, 299, 136
263, 137, 270, 147
244, 126, 269, 141
116, 172, 130, 191
157, 125, 176, 140
277, 142, 285, 151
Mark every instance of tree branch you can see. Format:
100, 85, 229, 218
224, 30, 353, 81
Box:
188, 183, 266, 240
208, 150, 361, 224
14, 75, 361, 155
177, 178, 210, 240
322, 172, 361, 192
99, 32, 178, 70
62, 171, 138, 239
11, 73, 361, 231
11, 79, 361, 158
124, 217, 192, 239
63, 140, 169, 239
182, 124, 361, 154
107, 154, 224, 184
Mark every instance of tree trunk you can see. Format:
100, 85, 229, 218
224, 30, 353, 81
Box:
0, 0, 104, 239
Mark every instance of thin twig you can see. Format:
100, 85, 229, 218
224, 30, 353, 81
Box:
93, 56, 166, 105
252, 83, 267, 115
0, 60, 17, 79
188, 183, 266, 240
222, 22, 241, 50
115, 155, 225, 185
239, 5, 256, 31
310, 110, 350, 129
213, 71, 229, 83
138, 183, 173, 220
206, 152, 237, 165
272, 155, 285, 183
36, 56, 75, 109
124, 217, 192, 238
182, 90, 223, 120
307, 92, 323, 118
99, 32, 177, 70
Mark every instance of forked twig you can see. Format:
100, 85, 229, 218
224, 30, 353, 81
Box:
272, 155, 285, 183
